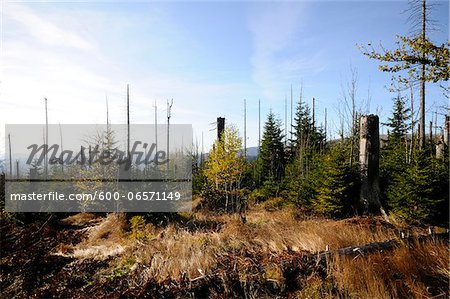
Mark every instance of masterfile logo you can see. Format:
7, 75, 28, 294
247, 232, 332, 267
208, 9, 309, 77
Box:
5, 124, 192, 212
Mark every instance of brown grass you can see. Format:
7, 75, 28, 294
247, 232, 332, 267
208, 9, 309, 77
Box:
57, 208, 449, 298
57, 213, 129, 259
69, 208, 399, 282
331, 239, 449, 298
61, 212, 102, 226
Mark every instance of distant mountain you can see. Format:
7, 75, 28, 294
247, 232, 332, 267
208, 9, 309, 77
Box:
245, 146, 258, 161
199, 146, 259, 163
245, 146, 259, 157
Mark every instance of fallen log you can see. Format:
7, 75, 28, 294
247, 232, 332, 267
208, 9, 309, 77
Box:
316, 232, 449, 263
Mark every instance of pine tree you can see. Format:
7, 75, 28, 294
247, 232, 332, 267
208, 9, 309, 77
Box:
257, 112, 285, 184
290, 101, 325, 158
387, 151, 448, 224
286, 99, 325, 184
384, 94, 411, 142
381, 92, 448, 224
313, 144, 359, 217
291, 102, 312, 150
380, 94, 411, 206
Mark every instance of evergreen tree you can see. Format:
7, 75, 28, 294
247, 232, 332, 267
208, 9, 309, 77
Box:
383, 94, 411, 142
290, 100, 326, 159
285, 99, 325, 186
283, 99, 326, 210
291, 102, 313, 150
380, 94, 411, 208
257, 112, 285, 184
387, 151, 448, 224
313, 144, 359, 217
381, 93, 448, 224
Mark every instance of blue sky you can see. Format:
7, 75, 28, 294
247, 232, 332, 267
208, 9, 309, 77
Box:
1, 0, 448, 154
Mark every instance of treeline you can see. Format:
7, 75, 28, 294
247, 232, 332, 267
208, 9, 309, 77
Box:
195, 95, 449, 226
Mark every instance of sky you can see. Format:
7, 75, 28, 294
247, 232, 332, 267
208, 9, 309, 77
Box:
0, 0, 449, 157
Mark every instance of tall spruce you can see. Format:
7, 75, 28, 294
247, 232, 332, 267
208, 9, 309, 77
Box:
257, 112, 285, 183
384, 94, 411, 142
380, 94, 411, 187
291, 102, 325, 154
291, 102, 312, 152
313, 144, 359, 217
288, 100, 325, 178
380, 95, 412, 208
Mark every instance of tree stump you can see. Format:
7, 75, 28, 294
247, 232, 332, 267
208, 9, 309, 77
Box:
359, 115, 387, 218
217, 117, 225, 141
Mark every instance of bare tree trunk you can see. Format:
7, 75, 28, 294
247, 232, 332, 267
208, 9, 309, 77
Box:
409, 83, 415, 162
444, 115, 450, 146
127, 85, 130, 158
418, 0, 426, 149
350, 95, 355, 168
244, 99, 247, 158
258, 99, 261, 151
8, 133, 12, 178
217, 117, 225, 141
359, 115, 388, 219
429, 121, 433, 153
436, 139, 445, 159
45, 98, 48, 178
419, 65, 426, 148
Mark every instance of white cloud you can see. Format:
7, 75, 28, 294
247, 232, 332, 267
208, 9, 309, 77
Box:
3, 2, 94, 51
0, 2, 255, 156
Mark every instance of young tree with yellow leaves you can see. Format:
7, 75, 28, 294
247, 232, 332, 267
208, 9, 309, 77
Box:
204, 125, 246, 213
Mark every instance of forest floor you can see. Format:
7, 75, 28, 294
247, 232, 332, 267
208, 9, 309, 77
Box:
0, 200, 448, 298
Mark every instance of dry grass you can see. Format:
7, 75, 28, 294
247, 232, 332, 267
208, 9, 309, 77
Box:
57, 208, 448, 298
242, 208, 398, 253
61, 212, 102, 226
57, 213, 129, 259
331, 239, 449, 298
71, 208, 400, 282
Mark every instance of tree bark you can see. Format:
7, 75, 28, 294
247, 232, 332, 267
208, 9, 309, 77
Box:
444, 115, 449, 146
418, 0, 426, 149
359, 115, 387, 218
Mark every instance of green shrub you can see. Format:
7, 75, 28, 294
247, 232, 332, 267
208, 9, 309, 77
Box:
248, 180, 279, 203
263, 197, 289, 211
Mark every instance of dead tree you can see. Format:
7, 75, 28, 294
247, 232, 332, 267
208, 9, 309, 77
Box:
258, 99, 261, 150
436, 136, 445, 159
166, 99, 173, 175
8, 133, 12, 178
359, 115, 388, 219
244, 99, 247, 157
217, 117, 225, 141
127, 84, 130, 158
444, 115, 449, 146
45, 97, 49, 178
